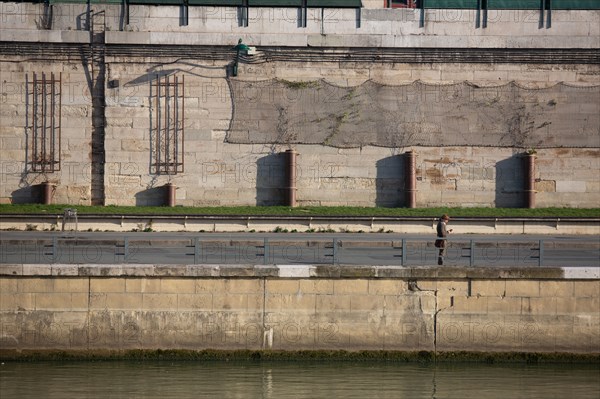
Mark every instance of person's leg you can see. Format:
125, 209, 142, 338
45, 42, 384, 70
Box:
438, 246, 445, 265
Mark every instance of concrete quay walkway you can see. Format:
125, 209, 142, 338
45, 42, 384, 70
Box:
1, 230, 599, 268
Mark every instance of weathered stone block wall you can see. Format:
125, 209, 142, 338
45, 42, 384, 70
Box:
426, 279, 600, 353
2, 54, 598, 207
1, 4, 599, 207
1, 268, 598, 354
0, 58, 93, 205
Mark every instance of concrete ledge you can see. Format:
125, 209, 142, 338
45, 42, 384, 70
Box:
1, 264, 598, 279
0, 29, 89, 43
104, 30, 600, 48
1, 214, 599, 234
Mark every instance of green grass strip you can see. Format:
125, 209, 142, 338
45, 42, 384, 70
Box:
1, 204, 599, 218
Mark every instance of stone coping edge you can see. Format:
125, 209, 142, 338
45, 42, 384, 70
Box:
2, 214, 599, 222
1, 349, 598, 363
1, 264, 598, 279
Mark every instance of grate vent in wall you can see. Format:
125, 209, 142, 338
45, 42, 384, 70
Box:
26, 72, 62, 173
151, 74, 185, 175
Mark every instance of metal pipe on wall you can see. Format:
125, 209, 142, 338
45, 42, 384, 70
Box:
285, 149, 297, 207
404, 150, 416, 208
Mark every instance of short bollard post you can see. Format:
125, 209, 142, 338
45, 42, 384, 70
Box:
470, 240, 475, 267
284, 149, 298, 207
404, 151, 417, 208
165, 183, 176, 207
539, 240, 544, 267
401, 238, 407, 266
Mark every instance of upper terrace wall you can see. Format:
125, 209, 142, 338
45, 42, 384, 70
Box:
2, 54, 598, 207
1, 4, 599, 48
1, 4, 599, 207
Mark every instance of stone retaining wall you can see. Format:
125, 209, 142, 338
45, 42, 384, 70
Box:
1, 4, 599, 208
1, 265, 598, 356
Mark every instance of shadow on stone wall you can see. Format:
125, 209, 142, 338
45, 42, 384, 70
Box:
495, 155, 524, 208
11, 186, 39, 204
376, 155, 404, 207
135, 186, 166, 207
256, 153, 285, 206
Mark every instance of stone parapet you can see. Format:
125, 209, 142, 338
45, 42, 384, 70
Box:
1, 4, 599, 49
2, 263, 600, 279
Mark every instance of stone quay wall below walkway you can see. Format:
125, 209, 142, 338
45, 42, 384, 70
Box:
0, 265, 598, 358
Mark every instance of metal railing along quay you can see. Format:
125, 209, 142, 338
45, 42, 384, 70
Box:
1, 235, 599, 268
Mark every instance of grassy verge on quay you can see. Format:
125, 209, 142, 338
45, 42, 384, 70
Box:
1, 204, 599, 218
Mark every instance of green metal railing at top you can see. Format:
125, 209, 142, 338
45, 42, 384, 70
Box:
2, 0, 599, 8
422, 0, 600, 9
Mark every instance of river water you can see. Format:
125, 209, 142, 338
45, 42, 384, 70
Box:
1, 361, 599, 399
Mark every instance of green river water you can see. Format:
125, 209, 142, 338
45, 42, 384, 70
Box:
1, 360, 599, 398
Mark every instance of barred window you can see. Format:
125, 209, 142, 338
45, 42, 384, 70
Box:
151, 74, 185, 175
387, 0, 418, 8
27, 72, 61, 173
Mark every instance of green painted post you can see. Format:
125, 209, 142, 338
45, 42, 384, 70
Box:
233, 39, 249, 77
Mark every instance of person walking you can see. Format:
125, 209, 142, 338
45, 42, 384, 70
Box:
435, 214, 452, 265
